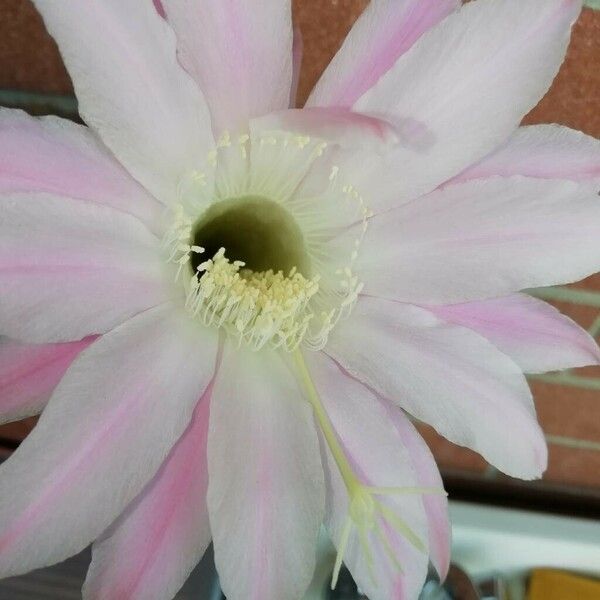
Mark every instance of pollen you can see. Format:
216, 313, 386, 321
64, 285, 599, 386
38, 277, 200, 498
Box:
185, 248, 326, 351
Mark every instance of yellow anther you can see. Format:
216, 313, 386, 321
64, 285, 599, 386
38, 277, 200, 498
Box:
207, 150, 218, 166
191, 171, 207, 186
217, 130, 232, 147
183, 250, 326, 351
295, 135, 311, 148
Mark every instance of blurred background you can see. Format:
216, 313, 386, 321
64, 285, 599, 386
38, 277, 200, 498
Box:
0, 1, 599, 598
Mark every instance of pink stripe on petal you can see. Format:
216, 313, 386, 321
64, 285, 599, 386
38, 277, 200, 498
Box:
308, 0, 458, 108
252, 107, 398, 152
32, 0, 214, 204
428, 294, 600, 374
328, 297, 548, 479
84, 376, 217, 600
0, 110, 162, 232
0, 307, 218, 578
0, 336, 96, 425
351, 0, 581, 211
162, 0, 293, 134
450, 125, 600, 186
152, 0, 165, 18
0, 379, 151, 555
359, 177, 600, 305
0, 193, 169, 343
207, 345, 324, 600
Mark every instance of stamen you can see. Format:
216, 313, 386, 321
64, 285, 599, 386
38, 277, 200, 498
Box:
164, 129, 368, 351
292, 350, 446, 590
331, 516, 353, 589
183, 248, 324, 351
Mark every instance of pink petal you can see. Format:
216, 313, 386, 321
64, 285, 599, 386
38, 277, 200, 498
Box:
152, 0, 165, 18
207, 344, 324, 600
32, 0, 214, 204
450, 125, 600, 186
427, 294, 600, 374
0, 306, 218, 577
308, 0, 459, 108
0, 109, 162, 232
358, 177, 600, 305
352, 0, 581, 211
0, 193, 170, 343
327, 297, 548, 479
305, 352, 431, 600
252, 107, 399, 152
162, 0, 293, 134
0, 336, 95, 425
83, 372, 218, 600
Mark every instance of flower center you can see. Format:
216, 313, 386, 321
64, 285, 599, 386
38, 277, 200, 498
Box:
163, 128, 369, 351
190, 196, 309, 276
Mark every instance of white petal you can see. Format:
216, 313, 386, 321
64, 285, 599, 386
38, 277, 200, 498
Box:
162, 0, 293, 134
207, 344, 324, 600
32, 0, 214, 204
0, 336, 95, 425
427, 294, 600, 374
0, 193, 169, 343
353, 0, 581, 210
452, 124, 600, 187
0, 306, 218, 577
83, 379, 215, 600
308, 0, 458, 108
328, 297, 547, 479
358, 177, 600, 304
305, 352, 433, 600
0, 109, 162, 232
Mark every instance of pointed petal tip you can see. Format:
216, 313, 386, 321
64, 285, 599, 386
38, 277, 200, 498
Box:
502, 425, 548, 481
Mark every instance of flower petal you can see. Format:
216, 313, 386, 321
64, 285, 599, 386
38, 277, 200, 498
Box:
427, 294, 600, 374
252, 108, 399, 153
207, 344, 324, 600
305, 352, 431, 600
0, 306, 218, 577
0, 193, 169, 343
327, 297, 547, 479
162, 0, 293, 135
353, 0, 581, 210
32, 0, 214, 204
0, 336, 95, 426
451, 125, 600, 186
358, 177, 600, 304
83, 373, 217, 600
0, 109, 162, 232
308, 0, 459, 108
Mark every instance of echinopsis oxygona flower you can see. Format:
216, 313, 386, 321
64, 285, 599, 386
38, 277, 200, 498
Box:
0, 0, 599, 599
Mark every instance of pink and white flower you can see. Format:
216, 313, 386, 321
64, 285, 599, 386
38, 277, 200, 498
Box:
0, 0, 599, 598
